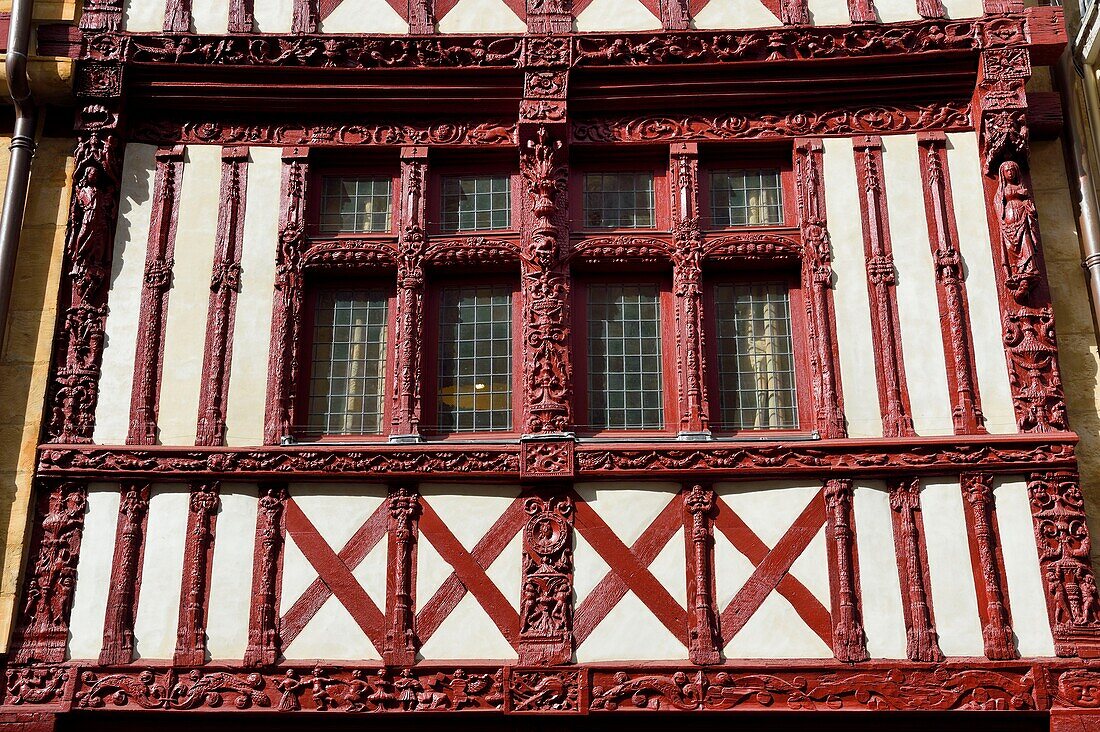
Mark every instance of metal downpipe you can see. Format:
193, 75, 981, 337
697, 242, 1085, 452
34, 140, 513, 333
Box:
0, 0, 37, 347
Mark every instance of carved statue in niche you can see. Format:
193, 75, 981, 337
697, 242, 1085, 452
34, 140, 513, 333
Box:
994, 160, 1039, 298
69, 166, 113, 284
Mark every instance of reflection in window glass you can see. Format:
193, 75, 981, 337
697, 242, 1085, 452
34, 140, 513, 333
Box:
587, 284, 663, 430
714, 283, 798, 430
710, 170, 783, 227
320, 177, 392, 233
437, 285, 513, 432
441, 176, 511, 232
307, 290, 389, 435
583, 172, 655, 229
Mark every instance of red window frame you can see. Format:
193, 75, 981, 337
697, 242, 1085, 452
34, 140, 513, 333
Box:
572, 274, 679, 437
420, 273, 525, 439
702, 269, 814, 437
428, 153, 522, 236
307, 162, 402, 239
294, 277, 399, 442
570, 150, 672, 235
700, 148, 796, 231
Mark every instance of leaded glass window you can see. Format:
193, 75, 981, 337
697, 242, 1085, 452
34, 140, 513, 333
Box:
583, 172, 655, 229
319, 177, 392, 233
587, 284, 663, 430
440, 175, 512, 232
710, 170, 783, 227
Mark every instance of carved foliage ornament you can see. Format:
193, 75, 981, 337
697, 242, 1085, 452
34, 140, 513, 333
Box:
519, 494, 574, 665
131, 119, 517, 147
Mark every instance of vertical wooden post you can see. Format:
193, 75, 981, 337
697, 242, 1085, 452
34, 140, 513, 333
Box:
385, 484, 420, 665
175, 481, 221, 666
519, 489, 575, 665
683, 484, 720, 664
824, 478, 868, 662
244, 483, 287, 667
888, 477, 943, 662
99, 482, 150, 665
960, 473, 1016, 659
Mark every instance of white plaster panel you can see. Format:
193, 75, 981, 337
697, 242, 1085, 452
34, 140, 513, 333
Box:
320, 0, 409, 32
438, 0, 526, 31
822, 138, 882, 438
806, 0, 851, 25
205, 484, 257, 662
724, 591, 834, 658
946, 132, 1017, 434
486, 532, 523, 611
123, 0, 166, 30
716, 480, 821, 546
158, 145, 221, 446
995, 477, 1056, 656
713, 528, 752, 610
872, 0, 919, 23
191, 0, 229, 31
574, 482, 679, 546
353, 536, 390, 609
419, 484, 521, 551
790, 524, 831, 608
283, 593, 383, 661
253, 0, 294, 31
225, 148, 280, 447
920, 478, 985, 657
67, 484, 121, 660
880, 134, 954, 436
415, 528, 454, 610
574, 0, 661, 31
940, 0, 982, 17
572, 530, 611, 605
133, 485, 189, 660
575, 590, 688, 662
690, 0, 780, 28
853, 481, 907, 658
94, 144, 158, 445
418, 593, 518, 661
648, 532, 687, 607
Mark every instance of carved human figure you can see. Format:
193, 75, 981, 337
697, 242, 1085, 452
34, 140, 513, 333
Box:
70, 166, 112, 273
276, 670, 305, 712
395, 669, 422, 710
994, 161, 1039, 289
343, 670, 370, 711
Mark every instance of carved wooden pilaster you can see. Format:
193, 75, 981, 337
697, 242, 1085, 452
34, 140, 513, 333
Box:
163, 0, 192, 32
408, 0, 436, 33
684, 484, 720, 665
197, 147, 249, 447
264, 148, 309, 445
99, 482, 150, 665
658, 0, 690, 29
518, 490, 574, 665
128, 145, 184, 445
390, 147, 428, 443
175, 481, 221, 666
852, 137, 915, 439
670, 144, 710, 439
526, 0, 571, 32
229, 0, 256, 31
244, 483, 287, 667
79, 0, 123, 29
916, 0, 944, 18
847, 0, 876, 23
13, 481, 89, 664
960, 473, 1016, 660
1028, 471, 1100, 657
794, 139, 846, 440
975, 48, 1068, 434
47, 99, 126, 445
916, 133, 986, 435
823, 478, 868, 662
888, 478, 944, 662
292, 0, 319, 32
385, 484, 420, 666
780, 0, 808, 23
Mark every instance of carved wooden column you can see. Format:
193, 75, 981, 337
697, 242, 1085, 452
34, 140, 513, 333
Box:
852, 136, 915, 439
175, 481, 221, 665
847, 0, 875, 24
683, 484, 720, 664
229, 0, 256, 31
385, 484, 420, 666
1027, 472, 1100, 656
960, 473, 1016, 659
408, 0, 435, 33
670, 144, 710, 440
526, 0, 571, 32
519, 41, 576, 481
916, 133, 987, 436
197, 147, 249, 447
975, 48, 1068, 433
99, 481, 150, 665
79, 0, 123, 28
519, 490, 574, 665
780, 0, 808, 23
244, 483, 287, 667
128, 145, 183, 445
264, 148, 309, 446
390, 147, 428, 444
12, 481, 89, 663
888, 477, 943, 662
823, 478, 868, 662
794, 139, 846, 440
163, 0, 192, 31
292, 0, 319, 32
658, 0, 690, 29
46, 84, 127, 445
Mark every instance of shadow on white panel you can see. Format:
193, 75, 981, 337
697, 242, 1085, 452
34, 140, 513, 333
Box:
853, 481, 907, 658
206, 485, 258, 662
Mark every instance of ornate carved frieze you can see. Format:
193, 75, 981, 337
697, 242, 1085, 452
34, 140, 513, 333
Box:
1028, 472, 1100, 657
683, 485, 720, 664
175, 481, 221, 666
703, 233, 802, 262
425, 237, 520, 267
131, 119, 517, 147
823, 478, 868, 662
1003, 308, 1067, 432
888, 478, 944, 662
301, 239, 396, 271
567, 235, 671, 264
385, 485, 420, 666
391, 147, 428, 441
243, 483, 287, 667
12, 482, 89, 664
960, 473, 1016, 660
99, 481, 150, 666
505, 668, 584, 712
519, 493, 574, 666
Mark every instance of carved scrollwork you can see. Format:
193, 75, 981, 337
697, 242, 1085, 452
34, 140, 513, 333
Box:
702, 234, 802, 262
567, 236, 672, 264
301, 239, 397, 271
425, 237, 521, 267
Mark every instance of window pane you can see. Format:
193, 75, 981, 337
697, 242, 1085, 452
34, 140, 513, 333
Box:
306, 289, 389, 435
710, 170, 783, 227
319, 177, 392, 233
584, 173, 655, 229
437, 285, 513, 432
441, 176, 512, 232
714, 283, 799, 430
587, 284, 663, 430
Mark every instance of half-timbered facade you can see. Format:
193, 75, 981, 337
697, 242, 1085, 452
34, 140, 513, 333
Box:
4, 0, 1100, 727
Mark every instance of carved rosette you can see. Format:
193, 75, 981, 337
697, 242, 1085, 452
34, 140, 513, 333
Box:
519, 493, 574, 666
1028, 472, 1100, 656
961, 473, 1016, 660
244, 484, 287, 667
13, 481, 90, 664
385, 485, 420, 665
100, 481, 151, 665
175, 481, 221, 666
888, 478, 944, 662
684, 485, 720, 664
823, 478, 869, 662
